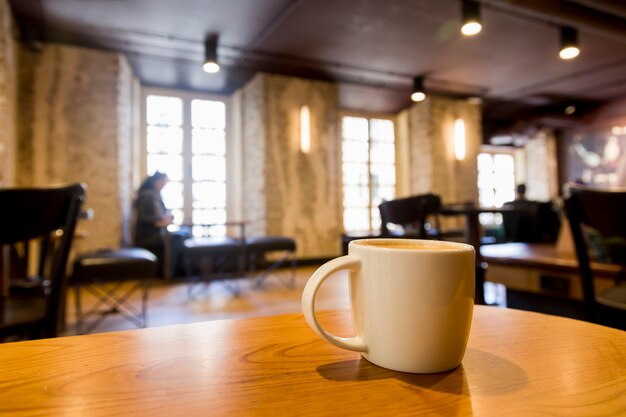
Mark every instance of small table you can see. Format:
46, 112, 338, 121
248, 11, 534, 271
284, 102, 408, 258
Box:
439, 204, 514, 304
1, 307, 625, 416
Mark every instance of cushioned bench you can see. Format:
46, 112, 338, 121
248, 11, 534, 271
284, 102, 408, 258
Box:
245, 236, 297, 289
182, 237, 245, 297
72, 247, 157, 334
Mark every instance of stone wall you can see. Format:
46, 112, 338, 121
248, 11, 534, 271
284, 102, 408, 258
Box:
524, 129, 558, 201
404, 96, 481, 204
16, 43, 136, 253
240, 73, 341, 258
240, 74, 267, 237
0, 0, 16, 186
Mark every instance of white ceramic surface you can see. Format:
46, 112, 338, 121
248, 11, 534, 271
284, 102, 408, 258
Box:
302, 238, 475, 373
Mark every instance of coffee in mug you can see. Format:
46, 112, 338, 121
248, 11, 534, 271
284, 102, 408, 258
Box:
302, 238, 475, 373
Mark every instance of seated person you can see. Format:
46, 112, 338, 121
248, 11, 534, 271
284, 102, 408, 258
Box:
503, 184, 560, 243
133, 172, 188, 277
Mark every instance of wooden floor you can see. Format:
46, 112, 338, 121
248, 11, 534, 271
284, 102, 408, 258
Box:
64, 264, 350, 336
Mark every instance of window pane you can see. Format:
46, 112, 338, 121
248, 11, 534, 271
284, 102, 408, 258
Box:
192, 128, 225, 155
370, 119, 394, 142
477, 153, 493, 173
370, 163, 395, 185
479, 188, 495, 207
147, 154, 183, 181
370, 142, 395, 164
343, 163, 369, 186
371, 208, 381, 231
147, 95, 182, 126
161, 181, 183, 210
192, 225, 223, 237
193, 208, 226, 225
493, 154, 514, 174
192, 181, 226, 208
192, 155, 226, 181
192, 224, 226, 238
343, 185, 369, 207
342, 140, 369, 162
344, 208, 369, 232
372, 185, 395, 207
342, 117, 368, 141
192, 100, 225, 129
147, 126, 183, 154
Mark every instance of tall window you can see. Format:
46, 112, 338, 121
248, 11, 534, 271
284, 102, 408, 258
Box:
342, 116, 395, 233
477, 150, 516, 225
145, 92, 227, 236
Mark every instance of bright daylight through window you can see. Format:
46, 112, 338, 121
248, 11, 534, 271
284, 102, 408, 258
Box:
145, 94, 227, 236
477, 151, 515, 225
342, 116, 395, 233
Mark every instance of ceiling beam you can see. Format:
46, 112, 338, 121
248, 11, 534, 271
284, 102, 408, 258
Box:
567, 0, 626, 20
484, 0, 626, 43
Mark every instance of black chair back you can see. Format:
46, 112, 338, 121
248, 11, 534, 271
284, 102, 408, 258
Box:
379, 194, 441, 238
502, 201, 561, 243
565, 183, 626, 323
0, 183, 86, 338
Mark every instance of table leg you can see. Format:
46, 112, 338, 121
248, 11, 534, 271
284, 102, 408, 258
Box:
466, 213, 486, 305
475, 263, 486, 305
1, 244, 9, 298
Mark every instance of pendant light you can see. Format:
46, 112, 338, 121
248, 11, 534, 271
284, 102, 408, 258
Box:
411, 76, 426, 102
203, 34, 220, 73
461, 0, 482, 36
559, 26, 580, 60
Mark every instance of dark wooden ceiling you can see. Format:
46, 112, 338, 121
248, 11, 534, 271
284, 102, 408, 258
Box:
9, 0, 626, 137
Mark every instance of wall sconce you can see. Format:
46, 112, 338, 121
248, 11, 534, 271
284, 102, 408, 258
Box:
300, 105, 311, 154
559, 26, 580, 60
454, 119, 466, 161
461, 0, 482, 36
203, 34, 220, 73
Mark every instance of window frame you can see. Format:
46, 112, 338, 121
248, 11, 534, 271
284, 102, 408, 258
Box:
340, 112, 397, 234
141, 87, 231, 228
477, 145, 518, 225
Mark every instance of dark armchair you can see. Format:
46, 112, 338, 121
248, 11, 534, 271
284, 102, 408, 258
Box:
565, 183, 626, 330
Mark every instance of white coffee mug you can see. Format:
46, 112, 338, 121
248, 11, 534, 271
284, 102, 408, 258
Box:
302, 238, 475, 373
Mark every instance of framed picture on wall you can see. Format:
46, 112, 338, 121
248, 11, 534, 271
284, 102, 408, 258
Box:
564, 124, 626, 187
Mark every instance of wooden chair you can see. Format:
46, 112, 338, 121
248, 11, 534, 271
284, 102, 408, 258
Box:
0, 183, 86, 341
565, 183, 626, 330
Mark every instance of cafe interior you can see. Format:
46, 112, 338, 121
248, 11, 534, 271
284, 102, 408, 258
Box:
1, 0, 626, 414
2, 0, 626, 332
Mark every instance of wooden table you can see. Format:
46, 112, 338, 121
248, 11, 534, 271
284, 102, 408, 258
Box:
481, 242, 623, 278
1, 307, 625, 416
481, 242, 623, 300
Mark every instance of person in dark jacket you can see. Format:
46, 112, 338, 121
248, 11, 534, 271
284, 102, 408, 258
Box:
134, 172, 186, 277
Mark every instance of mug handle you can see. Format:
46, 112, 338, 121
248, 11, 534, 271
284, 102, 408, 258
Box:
301, 255, 368, 353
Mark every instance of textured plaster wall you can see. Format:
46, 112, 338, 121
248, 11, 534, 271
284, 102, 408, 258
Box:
16, 43, 136, 253
406, 96, 481, 204
524, 129, 559, 201
0, 0, 16, 186
240, 73, 341, 258
241, 74, 267, 237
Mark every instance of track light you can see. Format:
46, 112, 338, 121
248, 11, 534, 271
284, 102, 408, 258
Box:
203, 34, 220, 73
461, 0, 482, 36
559, 26, 580, 60
411, 76, 426, 102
